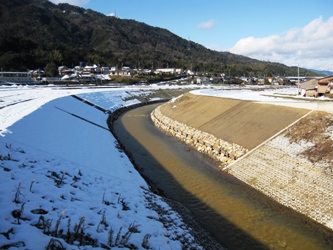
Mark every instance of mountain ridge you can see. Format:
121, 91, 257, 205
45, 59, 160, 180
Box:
308, 69, 333, 76
0, 0, 320, 77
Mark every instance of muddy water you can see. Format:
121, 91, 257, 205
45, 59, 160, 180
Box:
112, 104, 333, 250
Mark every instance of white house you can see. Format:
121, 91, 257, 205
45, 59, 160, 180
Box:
155, 68, 182, 75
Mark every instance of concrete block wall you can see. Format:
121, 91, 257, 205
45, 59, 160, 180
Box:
226, 135, 333, 230
151, 105, 248, 168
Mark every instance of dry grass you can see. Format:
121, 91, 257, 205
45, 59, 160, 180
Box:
285, 111, 333, 169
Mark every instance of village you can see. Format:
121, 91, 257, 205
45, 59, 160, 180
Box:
0, 64, 333, 98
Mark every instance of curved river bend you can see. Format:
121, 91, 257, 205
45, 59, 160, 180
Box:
112, 103, 333, 250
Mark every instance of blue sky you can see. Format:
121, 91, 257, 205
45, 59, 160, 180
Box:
50, 0, 333, 71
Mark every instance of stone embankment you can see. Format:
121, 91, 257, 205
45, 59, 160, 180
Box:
151, 105, 248, 168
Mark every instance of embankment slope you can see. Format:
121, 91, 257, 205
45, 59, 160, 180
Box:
160, 93, 309, 150
155, 91, 333, 231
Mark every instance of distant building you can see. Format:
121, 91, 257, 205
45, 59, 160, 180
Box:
82, 66, 95, 75
101, 67, 110, 74
196, 76, 210, 85
318, 75, 333, 95
0, 72, 33, 83
300, 75, 333, 97
58, 66, 70, 76
300, 79, 318, 97
155, 68, 182, 75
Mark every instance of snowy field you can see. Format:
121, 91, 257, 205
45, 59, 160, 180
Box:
192, 87, 333, 113
0, 84, 319, 249
191, 87, 300, 102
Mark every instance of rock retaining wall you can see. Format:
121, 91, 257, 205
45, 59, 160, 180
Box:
151, 105, 248, 168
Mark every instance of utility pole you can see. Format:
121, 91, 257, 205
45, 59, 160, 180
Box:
297, 64, 300, 95
228, 67, 231, 84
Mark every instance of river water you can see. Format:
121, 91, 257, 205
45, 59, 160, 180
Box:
112, 103, 333, 250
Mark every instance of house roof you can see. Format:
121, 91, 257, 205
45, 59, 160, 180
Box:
300, 79, 318, 89
318, 75, 333, 85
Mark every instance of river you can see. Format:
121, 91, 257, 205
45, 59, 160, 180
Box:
112, 103, 333, 250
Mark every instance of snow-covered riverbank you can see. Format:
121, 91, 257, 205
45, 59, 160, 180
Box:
1, 85, 219, 249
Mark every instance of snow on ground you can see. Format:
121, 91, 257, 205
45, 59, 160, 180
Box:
191, 87, 301, 102
0, 85, 202, 249
191, 86, 333, 113
0, 84, 328, 249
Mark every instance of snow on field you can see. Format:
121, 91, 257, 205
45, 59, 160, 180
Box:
0, 85, 202, 249
191, 87, 300, 102
191, 86, 333, 113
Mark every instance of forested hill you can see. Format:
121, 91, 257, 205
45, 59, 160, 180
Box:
0, 0, 316, 77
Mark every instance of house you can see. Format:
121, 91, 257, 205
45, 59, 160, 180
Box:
257, 78, 265, 85
108, 66, 133, 76
186, 69, 195, 76
196, 76, 210, 85
82, 66, 95, 75
101, 67, 110, 74
276, 77, 290, 85
118, 67, 132, 76
210, 76, 223, 84
155, 68, 182, 75
141, 69, 152, 74
82, 64, 102, 75
74, 66, 83, 75
79, 74, 95, 82
58, 66, 68, 76
122, 66, 131, 71
317, 75, 333, 96
95, 74, 111, 81
299, 79, 318, 97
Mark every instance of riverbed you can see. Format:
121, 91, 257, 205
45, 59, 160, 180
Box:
112, 103, 333, 250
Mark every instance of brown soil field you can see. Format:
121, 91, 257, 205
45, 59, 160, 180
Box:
160, 93, 310, 150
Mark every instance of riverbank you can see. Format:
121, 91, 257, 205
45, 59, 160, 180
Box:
114, 101, 333, 249
0, 85, 224, 249
152, 91, 333, 234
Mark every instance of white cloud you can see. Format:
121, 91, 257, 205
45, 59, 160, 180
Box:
230, 16, 333, 70
197, 19, 216, 30
49, 0, 90, 7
